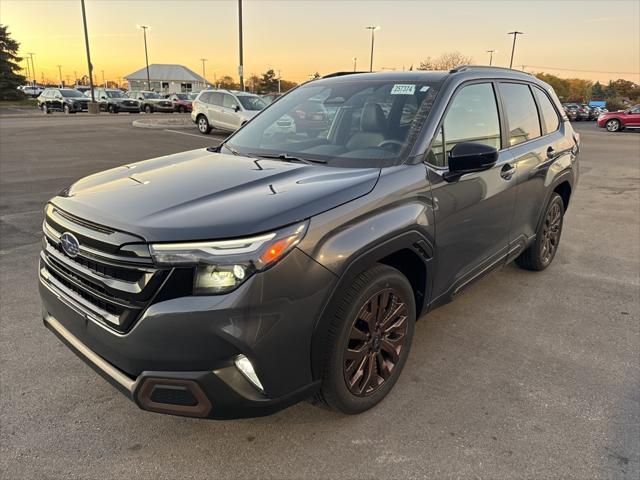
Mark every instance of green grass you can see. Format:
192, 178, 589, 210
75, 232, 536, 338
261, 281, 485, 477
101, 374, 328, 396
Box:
0, 98, 38, 108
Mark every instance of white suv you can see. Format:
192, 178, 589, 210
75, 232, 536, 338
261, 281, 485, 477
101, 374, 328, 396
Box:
191, 89, 267, 134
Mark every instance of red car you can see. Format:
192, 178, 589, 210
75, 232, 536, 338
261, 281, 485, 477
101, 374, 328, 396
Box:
167, 93, 195, 113
597, 105, 640, 132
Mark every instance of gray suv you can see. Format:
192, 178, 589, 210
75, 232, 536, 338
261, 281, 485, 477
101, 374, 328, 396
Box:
39, 67, 579, 419
192, 89, 267, 133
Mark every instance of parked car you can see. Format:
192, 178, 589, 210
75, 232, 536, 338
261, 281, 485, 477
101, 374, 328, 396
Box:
563, 103, 589, 121
127, 91, 174, 113
20, 84, 44, 97
37, 88, 88, 114
167, 93, 193, 113
192, 89, 267, 133
90, 88, 140, 113
39, 67, 578, 419
597, 104, 640, 131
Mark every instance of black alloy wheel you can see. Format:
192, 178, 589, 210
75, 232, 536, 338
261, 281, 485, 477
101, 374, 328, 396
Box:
344, 288, 409, 397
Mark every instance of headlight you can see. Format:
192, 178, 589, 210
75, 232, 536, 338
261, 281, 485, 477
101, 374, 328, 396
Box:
149, 221, 308, 294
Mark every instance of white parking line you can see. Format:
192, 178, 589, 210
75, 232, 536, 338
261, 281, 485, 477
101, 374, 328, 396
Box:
164, 129, 210, 138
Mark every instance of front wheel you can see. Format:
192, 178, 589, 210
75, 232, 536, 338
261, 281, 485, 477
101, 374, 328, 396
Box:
144, 104, 152, 114
178, 106, 186, 113
317, 264, 416, 414
516, 193, 565, 271
605, 119, 621, 132
197, 115, 212, 134
42, 104, 50, 114
108, 104, 116, 114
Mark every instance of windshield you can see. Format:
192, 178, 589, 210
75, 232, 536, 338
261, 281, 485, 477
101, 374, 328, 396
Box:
237, 95, 267, 111
226, 79, 440, 166
106, 90, 126, 98
175, 93, 189, 100
142, 92, 161, 99
60, 89, 84, 98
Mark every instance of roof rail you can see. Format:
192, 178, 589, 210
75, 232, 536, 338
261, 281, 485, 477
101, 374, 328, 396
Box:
321, 71, 368, 79
450, 65, 532, 75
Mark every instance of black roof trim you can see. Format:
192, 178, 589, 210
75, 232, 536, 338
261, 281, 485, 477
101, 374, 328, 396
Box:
321, 71, 369, 79
450, 65, 532, 76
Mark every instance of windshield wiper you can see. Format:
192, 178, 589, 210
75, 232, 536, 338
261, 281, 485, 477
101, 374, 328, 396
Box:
255, 153, 326, 165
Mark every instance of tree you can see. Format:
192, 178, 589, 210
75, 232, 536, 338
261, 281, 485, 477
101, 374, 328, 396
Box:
218, 75, 239, 90
259, 69, 279, 93
417, 51, 473, 71
311, 72, 321, 79
279, 79, 298, 92
591, 81, 604, 99
0, 24, 26, 100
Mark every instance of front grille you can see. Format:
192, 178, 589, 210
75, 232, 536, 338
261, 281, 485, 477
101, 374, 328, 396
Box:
40, 207, 169, 332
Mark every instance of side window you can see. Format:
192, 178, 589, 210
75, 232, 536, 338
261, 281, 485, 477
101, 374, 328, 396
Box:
223, 94, 237, 109
499, 83, 541, 146
209, 92, 223, 106
630, 106, 640, 114
429, 83, 501, 167
533, 87, 560, 134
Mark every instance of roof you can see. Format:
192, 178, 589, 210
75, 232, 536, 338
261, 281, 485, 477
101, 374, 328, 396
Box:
124, 64, 206, 83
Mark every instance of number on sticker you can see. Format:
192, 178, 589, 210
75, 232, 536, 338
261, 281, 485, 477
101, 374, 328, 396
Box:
391, 84, 416, 95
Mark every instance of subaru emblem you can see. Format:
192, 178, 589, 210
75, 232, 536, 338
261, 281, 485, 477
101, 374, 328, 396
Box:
60, 232, 80, 258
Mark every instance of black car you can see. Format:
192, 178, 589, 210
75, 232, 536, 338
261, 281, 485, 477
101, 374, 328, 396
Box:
37, 88, 88, 114
92, 88, 141, 113
563, 103, 589, 121
39, 67, 579, 419
127, 91, 174, 113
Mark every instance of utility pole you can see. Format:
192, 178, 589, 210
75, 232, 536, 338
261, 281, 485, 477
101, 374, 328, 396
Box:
24, 59, 31, 85
486, 50, 496, 66
353, 57, 358, 72
277, 69, 281, 93
80, 0, 96, 105
101, 70, 105, 87
74, 70, 78, 85
508, 31, 523, 69
26, 53, 36, 87
57, 65, 63, 87
365, 26, 380, 72
238, 0, 244, 91
200, 58, 207, 86
137, 25, 151, 90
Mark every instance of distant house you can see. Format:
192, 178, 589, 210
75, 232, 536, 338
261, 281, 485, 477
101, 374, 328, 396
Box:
124, 64, 208, 93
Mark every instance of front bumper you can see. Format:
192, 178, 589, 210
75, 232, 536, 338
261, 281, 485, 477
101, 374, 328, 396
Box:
39, 248, 335, 419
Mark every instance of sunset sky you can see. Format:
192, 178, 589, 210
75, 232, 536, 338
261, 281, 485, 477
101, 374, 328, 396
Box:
3, 0, 639, 86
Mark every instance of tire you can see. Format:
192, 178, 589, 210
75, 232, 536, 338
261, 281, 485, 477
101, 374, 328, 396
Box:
197, 114, 212, 134
516, 193, 565, 271
108, 104, 116, 114
317, 264, 416, 414
605, 119, 621, 132
63, 104, 71, 114
178, 106, 186, 113
144, 104, 152, 114
42, 104, 50, 114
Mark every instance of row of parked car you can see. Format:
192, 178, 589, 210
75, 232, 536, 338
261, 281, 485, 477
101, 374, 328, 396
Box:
561, 103, 607, 121
35, 87, 199, 114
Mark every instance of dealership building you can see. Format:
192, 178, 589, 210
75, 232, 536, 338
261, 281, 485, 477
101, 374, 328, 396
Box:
124, 64, 208, 93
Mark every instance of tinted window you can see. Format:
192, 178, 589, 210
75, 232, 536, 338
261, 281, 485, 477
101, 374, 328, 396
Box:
237, 95, 266, 111
431, 83, 501, 167
500, 83, 541, 146
60, 89, 83, 97
209, 92, 223, 106
222, 94, 238, 109
533, 87, 559, 134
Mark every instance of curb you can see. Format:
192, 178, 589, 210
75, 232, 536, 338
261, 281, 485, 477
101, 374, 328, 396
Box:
132, 119, 196, 130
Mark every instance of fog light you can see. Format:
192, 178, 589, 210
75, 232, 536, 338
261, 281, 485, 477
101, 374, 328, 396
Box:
235, 354, 264, 392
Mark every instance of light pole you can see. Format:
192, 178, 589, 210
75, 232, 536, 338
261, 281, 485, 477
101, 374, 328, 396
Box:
352, 57, 358, 72
200, 58, 207, 86
486, 49, 496, 66
508, 31, 523, 69
277, 69, 281, 93
57, 65, 63, 87
26, 53, 36, 87
237, 0, 244, 91
74, 70, 78, 85
365, 26, 380, 72
137, 25, 151, 90
80, 0, 96, 105
101, 70, 106, 87
24, 59, 31, 85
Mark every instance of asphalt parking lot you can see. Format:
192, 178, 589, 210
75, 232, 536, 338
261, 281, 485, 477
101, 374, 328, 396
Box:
0, 116, 638, 479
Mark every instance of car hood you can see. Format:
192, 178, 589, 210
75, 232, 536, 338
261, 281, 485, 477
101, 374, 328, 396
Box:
52, 148, 380, 242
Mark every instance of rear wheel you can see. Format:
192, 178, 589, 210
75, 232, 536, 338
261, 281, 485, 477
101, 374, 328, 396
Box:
197, 114, 212, 134
144, 104, 152, 114
516, 193, 564, 271
318, 264, 415, 414
605, 119, 621, 132
108, 104, 116, 114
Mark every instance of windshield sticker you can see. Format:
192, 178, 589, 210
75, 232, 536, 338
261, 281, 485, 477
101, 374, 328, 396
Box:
419, 86, 430, 92
390, 84, 416, 95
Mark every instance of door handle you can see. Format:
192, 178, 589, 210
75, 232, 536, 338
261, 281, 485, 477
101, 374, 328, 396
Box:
547, 147, 556, 159
500, 164, 516, 180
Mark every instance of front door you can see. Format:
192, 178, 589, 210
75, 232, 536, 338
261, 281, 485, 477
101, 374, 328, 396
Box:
426, 82, 517, 300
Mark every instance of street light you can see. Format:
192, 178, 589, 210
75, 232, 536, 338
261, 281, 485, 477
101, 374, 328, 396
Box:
507, 31, 523, 69
26, 52, 36, 87
101, 69, 105, 87
352, 57, 358, 72
136, 25, 151, 90
237, 0, 244, 91
80, 0, 96, 106
486, 49, 496, 66
365, 26, 380, 72
57, 65, 63, 87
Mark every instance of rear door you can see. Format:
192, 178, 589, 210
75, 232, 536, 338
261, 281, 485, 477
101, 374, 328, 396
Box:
426, 81, 517, 299
497, 82, 570, 255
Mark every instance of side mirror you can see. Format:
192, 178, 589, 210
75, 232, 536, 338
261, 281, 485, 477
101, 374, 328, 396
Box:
234, 105, 240, 112
100, 96, 106, 100
444, 142, 498, 182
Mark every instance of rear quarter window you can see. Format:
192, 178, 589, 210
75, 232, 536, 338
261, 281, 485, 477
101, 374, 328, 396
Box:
499, 83, 541, 146
533, 87, 560, 134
